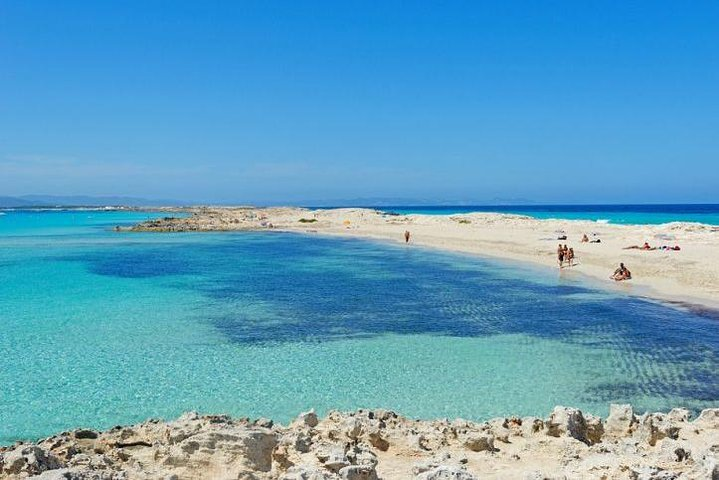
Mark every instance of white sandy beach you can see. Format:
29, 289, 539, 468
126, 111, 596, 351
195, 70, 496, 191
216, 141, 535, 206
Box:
134, 207, 719, 311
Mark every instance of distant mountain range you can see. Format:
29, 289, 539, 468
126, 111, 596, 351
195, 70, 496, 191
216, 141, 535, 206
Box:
0, 195, 184, 208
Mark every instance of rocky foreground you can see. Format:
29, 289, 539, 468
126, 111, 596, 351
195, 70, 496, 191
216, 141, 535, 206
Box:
2, 406, 719, 479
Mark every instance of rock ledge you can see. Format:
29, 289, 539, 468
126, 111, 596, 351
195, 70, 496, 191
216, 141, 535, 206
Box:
2, 405, 719, 479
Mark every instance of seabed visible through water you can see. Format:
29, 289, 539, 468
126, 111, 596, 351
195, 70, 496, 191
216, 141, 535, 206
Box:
1, 210, 718, 443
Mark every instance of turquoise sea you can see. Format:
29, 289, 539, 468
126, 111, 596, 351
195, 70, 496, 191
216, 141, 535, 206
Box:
365, 204, 719, 225
1, 210, 718, 444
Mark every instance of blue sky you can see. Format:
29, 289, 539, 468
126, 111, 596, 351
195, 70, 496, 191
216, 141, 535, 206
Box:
1, 1, 717, 204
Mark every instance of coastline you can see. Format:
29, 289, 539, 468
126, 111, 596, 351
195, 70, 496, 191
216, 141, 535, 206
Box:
129, 207, 719, 311
3, 405, 719, 479
3, 208, 718, 478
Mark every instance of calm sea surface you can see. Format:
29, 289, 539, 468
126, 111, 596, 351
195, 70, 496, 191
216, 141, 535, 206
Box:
1, 210, 718, 443
356, 204, 719, 225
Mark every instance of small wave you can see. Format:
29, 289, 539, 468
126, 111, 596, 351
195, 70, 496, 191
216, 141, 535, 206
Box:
595, 219, 610, 224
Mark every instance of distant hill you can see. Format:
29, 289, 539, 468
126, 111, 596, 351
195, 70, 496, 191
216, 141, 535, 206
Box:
0, 196, 44, 207
0, 195, 184, 208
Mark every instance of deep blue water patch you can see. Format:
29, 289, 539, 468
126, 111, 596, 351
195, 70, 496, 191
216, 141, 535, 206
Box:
63, 244, 201, 278
57, 231, 719, 412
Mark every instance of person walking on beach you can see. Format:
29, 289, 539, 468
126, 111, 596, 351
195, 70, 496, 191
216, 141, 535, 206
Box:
557, 244, 564, 268
404, 230, 411, 244
567, 247, 575, 267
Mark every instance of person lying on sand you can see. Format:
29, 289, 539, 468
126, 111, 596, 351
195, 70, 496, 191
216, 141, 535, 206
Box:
623, 242, 655, 250
611, 263, 632, 281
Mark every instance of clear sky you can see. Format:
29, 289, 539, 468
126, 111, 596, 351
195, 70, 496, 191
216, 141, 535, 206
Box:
1, 1, 717, 204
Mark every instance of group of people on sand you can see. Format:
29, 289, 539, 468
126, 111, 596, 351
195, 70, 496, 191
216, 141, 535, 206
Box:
609, 240, 682, 281
557, 244, 576, 268
559, 234, 633, 282
407, 228, 636, 282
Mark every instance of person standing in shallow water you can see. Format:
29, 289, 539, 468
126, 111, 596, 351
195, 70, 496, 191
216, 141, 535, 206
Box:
404, 230, 411, 243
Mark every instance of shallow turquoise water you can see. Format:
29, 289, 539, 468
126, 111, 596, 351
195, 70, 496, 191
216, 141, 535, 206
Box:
370, 204, 719, 225
1, 210, 718, 443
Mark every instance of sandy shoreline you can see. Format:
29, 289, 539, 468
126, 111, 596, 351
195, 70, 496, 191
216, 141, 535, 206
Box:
130, 207, 719, 311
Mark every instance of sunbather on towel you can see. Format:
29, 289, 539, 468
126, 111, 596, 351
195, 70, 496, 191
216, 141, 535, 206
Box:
624, 242, 655, 250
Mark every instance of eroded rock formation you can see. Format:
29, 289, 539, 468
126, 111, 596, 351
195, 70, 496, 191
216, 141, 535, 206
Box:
2, 405, 719, 479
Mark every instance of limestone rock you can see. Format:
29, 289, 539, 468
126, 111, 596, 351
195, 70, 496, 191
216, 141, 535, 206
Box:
629, 465, 679, 479
338, 464, 378, 480
635, 413, 664, 447
606, 404, 636, 437
666, 408, 690, 424
295, 410, 320, 428
415, 465, 478, 480
657, 439, 691, 463
462, 433, 494, 452
585, 413, 604, 444
546, 406, 590, 444
522, 472, 563, 480
31, 468, 125, 479
346, 445, 378, 468
1, 445, 62, 476
281, 465, 340, 480
1, 404, 718, 480
318, 447, 350, 472
255, 418, 274, 429
367, 430, 389, 452
694, 408, 719, 429
520, 417, 544, 437
342, 417, 364, 441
